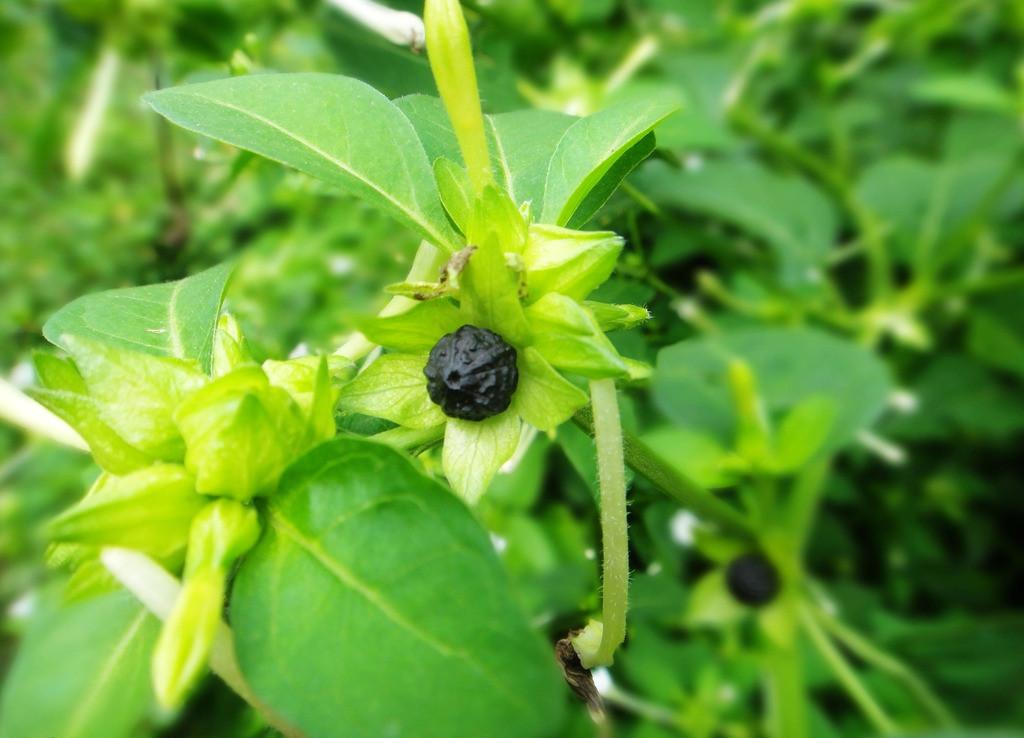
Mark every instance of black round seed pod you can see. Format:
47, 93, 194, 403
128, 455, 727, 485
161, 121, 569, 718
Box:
424, 325, 518, 421
725, 552, 780, 607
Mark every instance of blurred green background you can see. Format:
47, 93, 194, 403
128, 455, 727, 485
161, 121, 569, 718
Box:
2, 1, 1023, 736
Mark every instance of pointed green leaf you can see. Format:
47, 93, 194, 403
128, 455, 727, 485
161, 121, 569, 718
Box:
63, 336, 207, 461
49, 465, 205, 562
540, 99, 677, 226
357, 298, 464, 353
43, 262, 233, 375
512, 347, 588, 434
146, 75, 459, 252
525, 294, 628, 378
338, 353, 445, 430
231, 438, 566, 738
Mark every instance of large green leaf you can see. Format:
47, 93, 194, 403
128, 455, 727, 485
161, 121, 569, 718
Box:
652, 327, 890, 451
394, 94, 462, 165
231, 437, 567, 738
146, 74, 460, 252
540, 98, 677, 227
43, 261, 232, 375
0, 589, 159, 738
635, 159, 837, 286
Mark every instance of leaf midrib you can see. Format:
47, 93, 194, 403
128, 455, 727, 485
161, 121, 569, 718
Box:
172, 91, 453, 251
64, 608, 149, 737
268, 508, 530, 713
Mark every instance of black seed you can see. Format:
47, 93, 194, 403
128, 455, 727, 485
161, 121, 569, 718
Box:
424, 325, 518, 421
725, 552, 780, 607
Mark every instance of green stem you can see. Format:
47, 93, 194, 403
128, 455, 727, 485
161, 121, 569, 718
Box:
765, 642, 809, 738
573, 409, 754, 539
810, 603, 957, 728
799, 602, 899, 735
590, 378, 629, 666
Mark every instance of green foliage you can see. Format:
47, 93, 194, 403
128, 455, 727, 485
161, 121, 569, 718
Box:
232, 437, 566, 738
0, 589, 159, 738
2, 1, 1023, 737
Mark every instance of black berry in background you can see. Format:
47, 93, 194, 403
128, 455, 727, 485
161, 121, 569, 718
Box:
424, 325, 518, 421
726, 552, 781, 607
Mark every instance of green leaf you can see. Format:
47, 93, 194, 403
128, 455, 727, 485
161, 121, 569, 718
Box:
640, 426, 737, 489
357, 298, 464, 353
231, 437, 565, 738
512, 347, 589, 434
686, 569, 744, 626
434, 157, 473, 232
43, 262, 233, 375
540, 98, 677, 226
487, 109, 575, 210
28, 385, 152, 475
653, 327, 890, 451
62, 336, 207, 461
525, 293, 628, 378
49, 465, 205, 562
444, 410, 521, 504
338, 353, 446, 430
635, 159, 836, 286
146, 74, 459, 253
460, 188, 532, 344
0, 589, 159, 738
912, 74, 1017, 114
523, 224, 623, 301
394, 94, 462, 164
774, 396, 837, 471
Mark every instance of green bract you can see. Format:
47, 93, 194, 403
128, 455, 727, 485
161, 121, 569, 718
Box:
339, 183, 649, 503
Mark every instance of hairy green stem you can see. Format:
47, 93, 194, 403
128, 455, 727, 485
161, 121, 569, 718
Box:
810, 604, 957, 728
573, 409, 754, 538
799, 602, 899, 735
590, 378, 629, 666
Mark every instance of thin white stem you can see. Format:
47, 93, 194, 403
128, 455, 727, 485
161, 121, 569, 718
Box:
66, 44, 120, 181
590, 378, 628, 666
325, 0, 425, 50
0, 377, 89, 451
101, 548, 302, 737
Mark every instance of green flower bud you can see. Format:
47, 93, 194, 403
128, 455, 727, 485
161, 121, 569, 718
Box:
213, 313, 254, 376
152, 566, 223, 710
424, 0, 491, 194
152, 499, 261, 709
185, 498, 261, 576
524, 225, 622, 301
263, 355, 352, 444
584, 301, 650, 332
48, 464, 205, 564
174, 365, 309, 501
